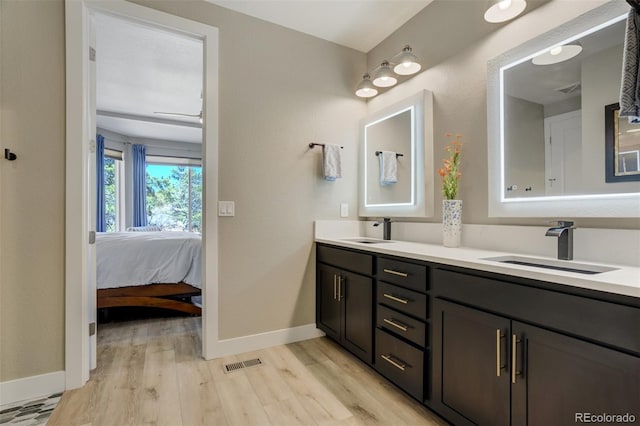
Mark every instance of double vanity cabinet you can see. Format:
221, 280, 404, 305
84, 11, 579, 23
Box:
316, 242, 640, 425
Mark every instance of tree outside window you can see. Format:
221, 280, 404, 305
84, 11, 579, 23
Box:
146, 164, 202, 232
104, 158, 117, 232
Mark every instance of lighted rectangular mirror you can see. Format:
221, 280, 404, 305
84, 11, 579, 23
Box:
359, 90, 434, 217
487, 1, 640, 217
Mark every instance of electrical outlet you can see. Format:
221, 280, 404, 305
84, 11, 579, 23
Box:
340, 203, 349, 217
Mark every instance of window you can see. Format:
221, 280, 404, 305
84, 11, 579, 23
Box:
104, 149, 124, 232
146, 156, 202, 232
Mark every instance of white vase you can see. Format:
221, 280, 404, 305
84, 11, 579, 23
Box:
443, 199, 462, 248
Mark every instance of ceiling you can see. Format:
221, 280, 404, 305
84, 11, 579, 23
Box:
95, 13, 204, 144
95, 1, 433, 145
205, 0, 433, 53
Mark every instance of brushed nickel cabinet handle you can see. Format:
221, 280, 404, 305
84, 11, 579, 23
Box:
383, 293, 409, 304
383, 318, 409, 332
333, 275, 337, 300
337, 275, 342, 302
383, 268, 409, 277
496, 329, 506, 377
512, 334, 521, 384
381, 354, 406, 371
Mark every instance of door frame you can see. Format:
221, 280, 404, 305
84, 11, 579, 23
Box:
65, 0, 219, 390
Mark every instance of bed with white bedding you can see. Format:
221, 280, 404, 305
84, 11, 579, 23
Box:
96, 231, 202, 315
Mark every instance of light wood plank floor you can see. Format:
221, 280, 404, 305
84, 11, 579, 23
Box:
48, 316, 447, 426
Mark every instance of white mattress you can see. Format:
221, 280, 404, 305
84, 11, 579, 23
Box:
96, 231, 202, 289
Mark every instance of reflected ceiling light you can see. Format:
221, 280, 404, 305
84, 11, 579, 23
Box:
393, 45, 422, 75
373, 61, 398, 87
484, 0, 527, 23
355, 45, 422, 98
355, 74, 378, 98
532, 43, 583, 65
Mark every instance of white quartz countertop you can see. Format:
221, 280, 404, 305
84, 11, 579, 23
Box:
316, 237, 640, 299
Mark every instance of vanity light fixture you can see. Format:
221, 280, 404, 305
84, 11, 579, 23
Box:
393, 45, 422, 75
373, 61, 398, 87
355, 45, 422, 98
484, 0, 527, 23
355, 73, 378, 98
531, 42, 583, 65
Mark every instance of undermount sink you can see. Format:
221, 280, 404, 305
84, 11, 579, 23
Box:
483, 256, 618, 275
341, 238, 393, 244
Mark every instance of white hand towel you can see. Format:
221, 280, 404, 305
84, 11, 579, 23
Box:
323, 144, 342, 181
379, 151, 398, 185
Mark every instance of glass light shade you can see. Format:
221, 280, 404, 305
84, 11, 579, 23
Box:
393, 46, 421, 75
531, 43, 583, 65
355, 74, 378, 98
372, 61, 398, 88
484, 0, 526, 23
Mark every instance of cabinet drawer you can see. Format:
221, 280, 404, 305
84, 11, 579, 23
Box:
378, 258, 427, 293
378, 281, 428, 321
375, 329, 424, 400
377, 304, 426, 348
317, 244, 373, 276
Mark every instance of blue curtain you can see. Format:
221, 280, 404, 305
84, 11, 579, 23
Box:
96, 134, 106, 232
132, 144, 148, 226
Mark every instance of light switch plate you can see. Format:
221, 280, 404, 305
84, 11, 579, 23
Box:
340, 203, 349, 217
218, 201, 235, 217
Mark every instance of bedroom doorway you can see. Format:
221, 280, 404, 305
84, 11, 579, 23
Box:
65, 0, 219, 390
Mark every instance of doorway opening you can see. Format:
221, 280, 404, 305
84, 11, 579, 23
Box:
65, 0, 219, 390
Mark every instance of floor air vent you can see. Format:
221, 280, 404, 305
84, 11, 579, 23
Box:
223, 358, 263, 373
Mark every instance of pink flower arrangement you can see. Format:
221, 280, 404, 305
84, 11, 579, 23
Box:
438, 133, 463, 200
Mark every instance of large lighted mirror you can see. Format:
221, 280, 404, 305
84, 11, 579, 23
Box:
359, 90, 434, 217
487, 1, 640, 217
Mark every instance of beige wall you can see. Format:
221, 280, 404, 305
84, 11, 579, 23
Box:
0, 0, 66, 381
131, 0, 367, 339
504, 96, 545, 198
367, 0, 638, 228
581, 44, 639, 194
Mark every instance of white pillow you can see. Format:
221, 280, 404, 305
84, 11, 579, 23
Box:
126, 226, 162, 232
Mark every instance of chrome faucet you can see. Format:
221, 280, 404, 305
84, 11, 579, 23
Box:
545, 221, 575, 260
374, 218, 392, 240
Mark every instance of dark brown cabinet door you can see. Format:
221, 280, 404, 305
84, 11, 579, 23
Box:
341, 270, 373, 363
436, 299, 511, 426
317, 264, 341, 341
511, 321, 640, 426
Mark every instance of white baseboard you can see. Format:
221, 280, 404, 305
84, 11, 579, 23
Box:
0, 371, 65, 406
209, 323, 325, 359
